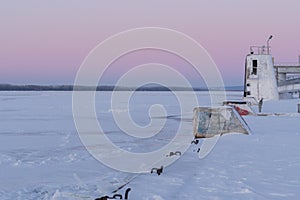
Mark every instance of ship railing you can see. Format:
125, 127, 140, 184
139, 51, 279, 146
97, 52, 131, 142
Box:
249, 46, 271, 55
274, 62, 300, 67
286, 75, 300, 80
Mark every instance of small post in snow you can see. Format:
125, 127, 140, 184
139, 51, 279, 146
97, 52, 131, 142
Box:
258, 98, 264, 113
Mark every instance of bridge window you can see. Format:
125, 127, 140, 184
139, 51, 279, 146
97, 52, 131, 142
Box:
252, 60, 258, 75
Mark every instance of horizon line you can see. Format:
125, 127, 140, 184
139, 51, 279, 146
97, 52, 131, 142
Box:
0, 83, 243, 92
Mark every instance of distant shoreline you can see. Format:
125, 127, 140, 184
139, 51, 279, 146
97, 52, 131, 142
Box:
0, 84, 243, 91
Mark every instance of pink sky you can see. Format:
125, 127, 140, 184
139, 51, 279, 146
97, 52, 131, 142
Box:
1, 1, 300, 86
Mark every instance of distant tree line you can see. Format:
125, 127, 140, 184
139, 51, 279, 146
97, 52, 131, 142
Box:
0, 84, 74, 91
0, 84, 243, 91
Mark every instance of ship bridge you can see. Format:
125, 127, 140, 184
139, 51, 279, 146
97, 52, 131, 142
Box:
274, 62, 300, 98
243, 44, 300, 101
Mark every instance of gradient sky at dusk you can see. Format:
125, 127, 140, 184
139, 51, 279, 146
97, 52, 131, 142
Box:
1, 0, 300, 86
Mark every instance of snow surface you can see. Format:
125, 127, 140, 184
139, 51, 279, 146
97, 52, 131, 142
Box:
0, 91, 299, 200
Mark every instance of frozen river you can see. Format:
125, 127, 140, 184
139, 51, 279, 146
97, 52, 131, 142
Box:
0, 91, 299, 200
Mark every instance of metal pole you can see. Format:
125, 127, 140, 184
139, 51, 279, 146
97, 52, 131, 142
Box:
267, 35, 273, 54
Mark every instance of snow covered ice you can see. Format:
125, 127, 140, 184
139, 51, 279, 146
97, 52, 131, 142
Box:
0, 91, 299, 199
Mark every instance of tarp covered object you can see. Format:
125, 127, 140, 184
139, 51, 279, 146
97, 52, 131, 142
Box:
193, 107, 251, 138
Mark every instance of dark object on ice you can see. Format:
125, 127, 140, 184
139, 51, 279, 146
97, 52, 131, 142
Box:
151, 166, 163, 175
166, 151, 181, 157
191, 139, 199, 144
112, 194, 122, 199
124, 188, 131, 199
197, 148, 201, 153
258, 98, 264, 112
95, 196, 109, 200
95, 188, 131, 200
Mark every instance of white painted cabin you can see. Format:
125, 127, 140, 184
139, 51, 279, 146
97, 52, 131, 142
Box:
243, 46, 279, 102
